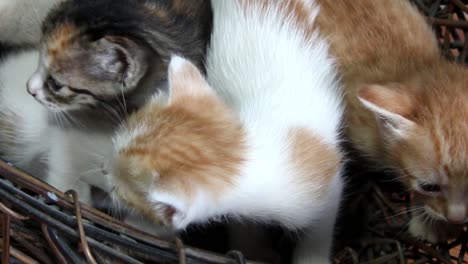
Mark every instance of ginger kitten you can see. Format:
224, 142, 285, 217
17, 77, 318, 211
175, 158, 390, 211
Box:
315, 0, 468, 242
110, 0, 344, 262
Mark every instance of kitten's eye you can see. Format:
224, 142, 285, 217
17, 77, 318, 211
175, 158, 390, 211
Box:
47, 77, 64, 92
419, 183, 441, 193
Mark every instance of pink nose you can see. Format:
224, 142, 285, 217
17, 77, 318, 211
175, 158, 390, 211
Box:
447, 205, 466, 225
27, 75, 43, 96
27, 86, 37, 96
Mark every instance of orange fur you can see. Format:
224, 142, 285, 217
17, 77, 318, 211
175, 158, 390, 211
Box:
46, 23, 78, 64
288, 127, 341, 197
316, 0, 468, 241
113, 61, 246, 223
241, 0, 317, 38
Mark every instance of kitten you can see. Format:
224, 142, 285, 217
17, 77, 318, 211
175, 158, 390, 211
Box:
20, 0, 212, 202
315, 0, 468, 242
110, 0, 344, 263
27, 0, 212, 115
0, 0, 61, 45
0, 49, 116, 202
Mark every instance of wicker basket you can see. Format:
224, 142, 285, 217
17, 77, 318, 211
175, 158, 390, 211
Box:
0, 1, 467, 263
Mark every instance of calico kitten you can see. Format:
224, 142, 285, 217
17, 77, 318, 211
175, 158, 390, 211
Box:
0, 0, 60, 45
110, 1, 344, 263
18, 0, 212, 202
315, 0, 468, 242
0, 49, 116, 202
27, 0, 212, 116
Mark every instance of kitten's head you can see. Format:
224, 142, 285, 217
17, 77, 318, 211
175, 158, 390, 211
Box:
26, 0, 160, 112
109, 56, 245, 228
358, 63, 468, 226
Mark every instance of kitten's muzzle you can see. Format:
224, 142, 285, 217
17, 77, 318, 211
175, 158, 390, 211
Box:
447, 204, 466, 225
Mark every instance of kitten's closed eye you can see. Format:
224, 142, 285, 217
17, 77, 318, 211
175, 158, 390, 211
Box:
47, 77, 64, 92
418, 182, 442, 194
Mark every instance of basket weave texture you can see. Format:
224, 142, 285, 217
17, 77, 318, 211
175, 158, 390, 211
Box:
0, 1, 467, 264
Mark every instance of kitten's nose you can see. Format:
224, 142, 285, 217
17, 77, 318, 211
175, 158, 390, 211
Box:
447, 204, 466, 224
26, 75, 43, 96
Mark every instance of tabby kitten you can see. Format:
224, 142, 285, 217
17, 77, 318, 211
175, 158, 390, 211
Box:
27, 0, 212, 116
21, 0, 212, 202
110, 1, 344, 263
316, 0, 468, 242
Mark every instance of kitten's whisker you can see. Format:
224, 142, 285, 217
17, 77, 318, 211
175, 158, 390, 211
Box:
386, 206, 424, 219
101, 103, 123, 124
398, 211, 425, 236
64, 112, 84, 128
52, 112, 64, 128
120, 75, 128, 115
111, 88, 127, 122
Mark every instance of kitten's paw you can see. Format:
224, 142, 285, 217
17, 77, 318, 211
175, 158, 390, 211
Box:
408, 219, 440, 243
408, 217, 461, 243
150, 199, 189, 230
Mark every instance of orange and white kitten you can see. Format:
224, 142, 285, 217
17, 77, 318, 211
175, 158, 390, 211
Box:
315, 0, 468, 242
110, 0, 344, 262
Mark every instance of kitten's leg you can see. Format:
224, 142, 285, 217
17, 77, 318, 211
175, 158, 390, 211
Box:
46, 130, 92, 204
46, 169, 92, 204
292, 217, 335, 264
408, 212, 461, 243
292, 182, 342, 264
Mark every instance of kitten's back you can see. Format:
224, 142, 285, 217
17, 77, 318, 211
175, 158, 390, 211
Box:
316, 0, 440, 82
207, 0, 342, 144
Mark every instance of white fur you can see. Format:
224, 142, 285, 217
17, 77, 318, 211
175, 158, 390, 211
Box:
46, 128, 113, 203
0, 0, 61, 45
0, 50, 112, 204
152, 1, 344, 262
0, 51, 49, 174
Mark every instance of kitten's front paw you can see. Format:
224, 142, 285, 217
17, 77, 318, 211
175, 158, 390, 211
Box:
150, 200, 188, 230
408, 218, 440, 243
408, 217, 461, 243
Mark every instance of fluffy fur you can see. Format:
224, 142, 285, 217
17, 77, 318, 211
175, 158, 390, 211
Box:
0, 50, 113, 202
27, 0, 212, 115
0, 0, 60, 45
316, 0, 468, 242
0, 0, 213, 203
111, 1, 344, 263
0, 51, 49, 175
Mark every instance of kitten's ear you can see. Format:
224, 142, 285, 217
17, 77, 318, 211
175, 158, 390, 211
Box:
358, 83, 416, 137
94, 36, 148, 88
167, 55, 213, 101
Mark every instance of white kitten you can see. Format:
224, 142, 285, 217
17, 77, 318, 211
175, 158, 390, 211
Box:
111, 0, 345, 262
207, 2, 344, 262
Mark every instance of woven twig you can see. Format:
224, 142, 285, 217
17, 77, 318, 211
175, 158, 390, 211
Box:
0, 160, 262, 264
0, 1, 467, 263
